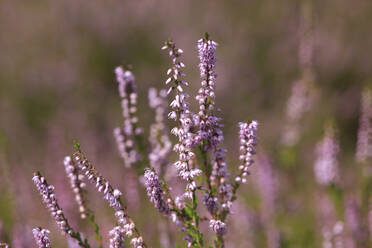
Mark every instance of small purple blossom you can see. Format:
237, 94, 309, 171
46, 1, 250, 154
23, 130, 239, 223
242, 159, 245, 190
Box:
32, 227, 52, 248
203, 193, 218, 214
209, 219, 227, 236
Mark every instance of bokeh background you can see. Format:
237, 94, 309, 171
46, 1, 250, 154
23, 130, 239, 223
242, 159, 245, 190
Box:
0, 0, 371, 247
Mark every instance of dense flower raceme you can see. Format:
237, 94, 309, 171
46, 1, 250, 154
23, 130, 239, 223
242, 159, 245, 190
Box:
32, 172, 73, 235
114, 66, 142, 168
109, 226, 126, 248
356, 88, 372, 163
195, 37, 224, 151
212, 148, 233, 218
72, 151, 145, 248
314, 128, 340, 186
63, 156, 88, 219
196, 37, 235, 223
32, 227, 52, 248
143, 168, 170, 216
235, 121, 259, 184
162, 40, 205, 247
148, 88, 172, 175
162, 40, 202, 200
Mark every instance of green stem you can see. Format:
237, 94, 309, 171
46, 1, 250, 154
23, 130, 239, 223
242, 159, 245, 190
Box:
70, 231, 91, 248
88, 213, 103, 248
192, 190, 204, 248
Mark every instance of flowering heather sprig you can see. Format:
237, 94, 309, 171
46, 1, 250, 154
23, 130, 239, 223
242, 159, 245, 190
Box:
209, 219, 227, 236
143, 168, 195, 247
63, 156, 88, 219
356, 88, 372, 163
196, 36, 235, 220
32, 227, 52, 248
72, 151, 146, 248
32, 172, 73, 235
0, 243, 8, 248
235, 121, 259, 184
109, 226, 126, 248
162, 39, 204, 247
314, 128, 340, 186
144, 168, 170, 216
195, 36, 224, 151
162, 40, 201, 196
114, 66, 142, 168
148, 88, 172, 175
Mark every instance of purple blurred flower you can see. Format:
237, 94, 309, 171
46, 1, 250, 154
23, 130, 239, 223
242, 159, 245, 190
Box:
314, 128, 340, 186
114, 67, 142, 168
255, 154, 279, 248
356, 88, 372, 163
148, 88, 172, 175
282, 76, 315, 146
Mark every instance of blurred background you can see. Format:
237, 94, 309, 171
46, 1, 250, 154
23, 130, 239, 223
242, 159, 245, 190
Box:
0, 0, 371, 247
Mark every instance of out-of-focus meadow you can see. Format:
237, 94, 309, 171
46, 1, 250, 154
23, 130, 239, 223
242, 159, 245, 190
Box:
0, 0, 371, 247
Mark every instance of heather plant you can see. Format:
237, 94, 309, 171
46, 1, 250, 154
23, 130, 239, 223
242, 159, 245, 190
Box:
29, 34, 258, 248
1, 1, 372, 247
